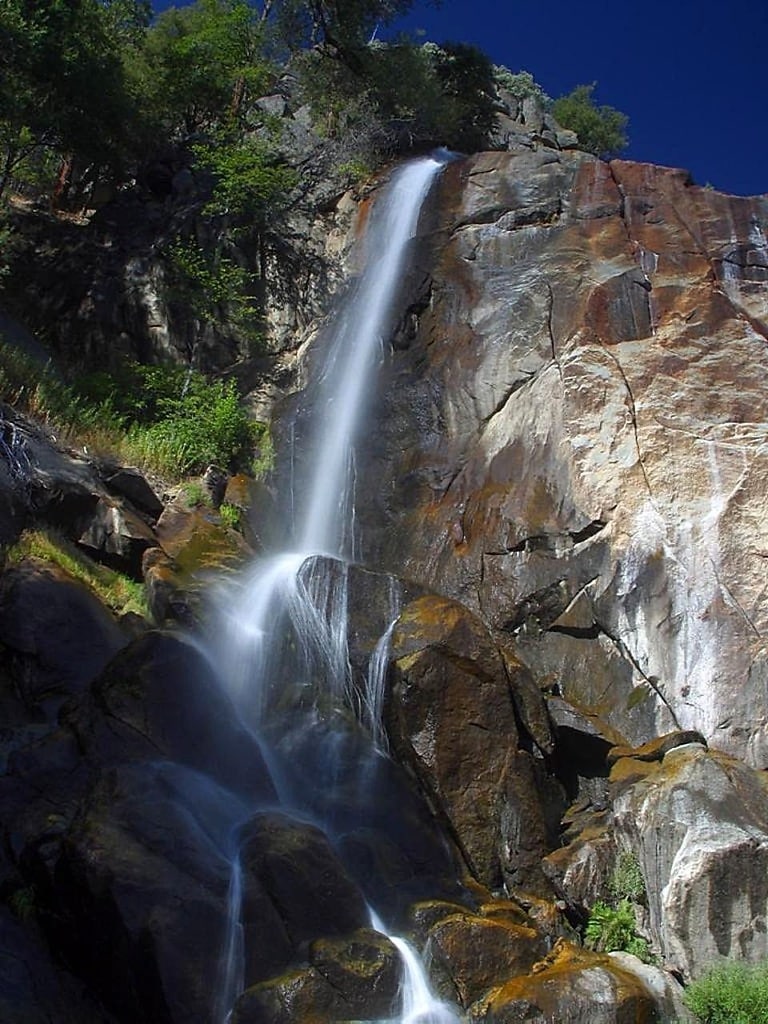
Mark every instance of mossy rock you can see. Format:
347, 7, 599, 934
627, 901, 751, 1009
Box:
468, 940, 662, 1023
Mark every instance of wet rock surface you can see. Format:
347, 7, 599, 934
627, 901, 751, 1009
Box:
0, 146, 767, 1023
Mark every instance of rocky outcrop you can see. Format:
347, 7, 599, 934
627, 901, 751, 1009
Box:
612, 742, 768, 979
467, 940, 687, 1023
388, 593, 563, 893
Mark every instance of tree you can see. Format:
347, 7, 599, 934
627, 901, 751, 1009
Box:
0, 0, 136, 200
133, 0, 273, 138
295, 37, 496, 161
552, 83, 628, 158
271, 0, 416, 63
424, 41, 497, 151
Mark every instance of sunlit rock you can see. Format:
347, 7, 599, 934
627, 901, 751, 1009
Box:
612, 743, 768, 978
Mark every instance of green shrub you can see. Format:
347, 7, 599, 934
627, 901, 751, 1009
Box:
252, 423, 274, 480
0, 342, 260, 479
552, 83, 628, 158
179, 480, 212, 509
493, 66, 550, 105
609, 850, 646, 904
165, 237, 260, 335
124, 374, 256, 475
584, 899, 653, 963
684, 961, 768, 1023
219, 501, 241, 529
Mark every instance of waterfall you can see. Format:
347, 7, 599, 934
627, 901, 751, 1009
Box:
299, 155, 450, 557
206, 152, 458, 1023
370, 909, 460, 1024
214, 852, 244, 1024
363, 574, 401, 751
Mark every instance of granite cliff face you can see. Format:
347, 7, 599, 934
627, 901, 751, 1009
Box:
358, 149, 768, 765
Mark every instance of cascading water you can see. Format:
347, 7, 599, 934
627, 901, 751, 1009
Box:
205, 152, 461, 1023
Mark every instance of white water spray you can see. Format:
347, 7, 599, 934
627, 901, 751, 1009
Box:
206, 153, 457, 1022
300, 156, 450, 556
369, 908, 460, 1024
210, 155, 449, 725
214, 853, 244, 1024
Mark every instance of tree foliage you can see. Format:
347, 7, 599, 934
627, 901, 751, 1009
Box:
272, 0, 415, 62
552, 83, 628, 158
132, 0, 272, 138
0, 0, 137, 198
296, 37, 497, 160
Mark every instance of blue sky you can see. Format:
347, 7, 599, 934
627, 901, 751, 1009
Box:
152, 0, 767, 196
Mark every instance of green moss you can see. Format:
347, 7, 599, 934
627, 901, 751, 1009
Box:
7, 528, 149, 619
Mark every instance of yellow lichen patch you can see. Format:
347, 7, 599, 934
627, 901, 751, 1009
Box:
478, 898, 532, 927
395, 594, 466, 639
609, 756, 659, 789
480, 939, 658, 1022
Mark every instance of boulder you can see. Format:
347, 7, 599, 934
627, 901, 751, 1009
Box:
265, 711, 465, 918
239, 811, 369, 958
309, 928, 401, 1012
155, 502, 251, 581
104, 466, 164, 520
232, 966, 367, 1024
388, 594, 562, 892
0, 560, 128, 712
50, 761, 247, 1024
467, 941, 669, 1023
612, 743, 768, 978
142, 546, 197, 627
0, 905, 114, 1023
78, 496, 157, 577
71, 631, 277, 807
541, 803, 617, 911
425, 908, 546, 1007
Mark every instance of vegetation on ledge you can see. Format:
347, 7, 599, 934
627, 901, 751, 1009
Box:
0, 341, 261, 478
6, 528, 148, 619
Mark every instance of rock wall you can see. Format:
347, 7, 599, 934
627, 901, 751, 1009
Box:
359, 149, 768, 767
2, 144, 768, 1023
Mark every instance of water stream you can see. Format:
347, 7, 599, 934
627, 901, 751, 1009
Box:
205, 153, 459, 1022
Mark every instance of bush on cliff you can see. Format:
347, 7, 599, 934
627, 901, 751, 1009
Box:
584, 899, 653, 963
684, 961, 768, 1023
552, 83, 628, 158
